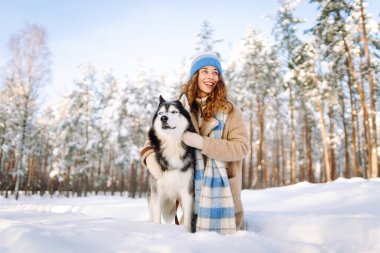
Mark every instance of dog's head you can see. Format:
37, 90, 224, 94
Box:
152, 94, 193, 137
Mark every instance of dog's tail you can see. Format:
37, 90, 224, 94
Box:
161, 199, 176, 224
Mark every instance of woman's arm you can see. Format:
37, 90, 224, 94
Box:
140, 139, 154, 166
140, 139, 164, 179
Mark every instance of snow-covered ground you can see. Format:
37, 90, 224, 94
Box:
1, 177, 380, 253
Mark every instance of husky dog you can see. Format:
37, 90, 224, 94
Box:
148, 94, 195, 232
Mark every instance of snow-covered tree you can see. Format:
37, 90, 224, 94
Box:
53, 63, 97, 196
228, 28, 282, 188
123, 65, 162, 197
273, 0, 304, 184
310, 0, 380, 179
92, 69, 119, 193
3, 24, 50, 199
195, 20, 223, 56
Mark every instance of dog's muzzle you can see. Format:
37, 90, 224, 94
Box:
160, 115, 176, 129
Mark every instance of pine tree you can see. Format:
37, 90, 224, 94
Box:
311, 0, 378, 178
356, 0, 378, 177
126, 66, 162, 196
114, 79, 139, 196
273, 0, 304, 184
93, 69, 118, 193
195, 20, 223, 56
229, 28, 282, 188
54, 63, 97, 196
290, 42, 332, 182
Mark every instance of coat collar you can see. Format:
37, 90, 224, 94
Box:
190, 111, 218, 136
193, 96, 219, 136
190, 112, 200, 134
200, 117, 219, 136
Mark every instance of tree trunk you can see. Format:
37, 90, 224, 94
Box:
346, 63, 358, 177
120, 170, 125, 196
304, 109, 313, 183
26, 157, 35, 195
359, 44, 372, 176
65, 166, 71, 197
15, 111, 28, 200
256, 97, 266, 188
339, 93, 350, 178
5, 150, 15, 198
128, 162, 137, 198
275, 112, 283, 186
41, 139, 50, 195
328, 104, 336, 180
298, 102, 305, 182
281, 128, 287, 185
316, 97, 331, 182
274, 126, 280, 187
248, 110, 254, 189
360, 0, 378, 177
312, 61, 331, 182
0, 126, 5, 174
342, 34, 372, 178
355, 99, 364, 177
289, 85, 296, 184
298, 122, 305, 182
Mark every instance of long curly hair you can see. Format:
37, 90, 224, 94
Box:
181, 71, 233, 121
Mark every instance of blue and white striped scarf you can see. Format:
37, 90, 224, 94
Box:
194, 112, 236, 234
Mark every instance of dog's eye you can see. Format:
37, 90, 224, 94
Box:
171, 111, 178, 114
158, 112, 163, 115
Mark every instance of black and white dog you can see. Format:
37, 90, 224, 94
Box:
148, 94, 195, 232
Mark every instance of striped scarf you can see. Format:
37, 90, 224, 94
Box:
194, 112, 236, 234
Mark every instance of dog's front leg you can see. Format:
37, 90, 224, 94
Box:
151, 192, 162, 224
179, 190, 193, 232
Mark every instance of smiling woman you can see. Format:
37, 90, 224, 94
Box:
180, 52, 248, 233
197, 66, 219, 97
141, 52, 249, 234
188, 52, 223, 98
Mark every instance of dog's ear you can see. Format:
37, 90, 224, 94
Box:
159, 95, 166, 104
178, 93, 190, 111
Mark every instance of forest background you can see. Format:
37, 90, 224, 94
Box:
0, 0, 380, 199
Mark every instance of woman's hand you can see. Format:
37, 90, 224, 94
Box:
182, 131, 204, 150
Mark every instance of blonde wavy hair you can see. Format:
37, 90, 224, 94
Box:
181, 71, 233, 121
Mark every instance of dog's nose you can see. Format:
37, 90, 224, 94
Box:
161, 115, 168, 123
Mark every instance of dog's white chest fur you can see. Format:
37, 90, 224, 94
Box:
160, 138, 186, 170
157, 169, 192, 199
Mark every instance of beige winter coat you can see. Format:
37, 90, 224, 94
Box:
140, 102, 248, 230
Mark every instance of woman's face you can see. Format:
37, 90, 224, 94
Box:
197, 66, 219, 98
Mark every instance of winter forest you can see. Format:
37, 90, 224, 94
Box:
0, 0, 380, 200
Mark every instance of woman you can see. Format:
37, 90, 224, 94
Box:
141, 52, 248, 233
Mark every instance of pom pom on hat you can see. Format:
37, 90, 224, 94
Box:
189, 52, 222, 78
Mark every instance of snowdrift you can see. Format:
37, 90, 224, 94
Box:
1, 177, 379, 253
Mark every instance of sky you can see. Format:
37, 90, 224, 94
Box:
0, 0, 379, 104
0, 177, 379, 252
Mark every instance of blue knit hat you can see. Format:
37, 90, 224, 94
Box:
189, 52, 222, 78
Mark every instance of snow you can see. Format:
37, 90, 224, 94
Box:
1, 177, 380, 253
